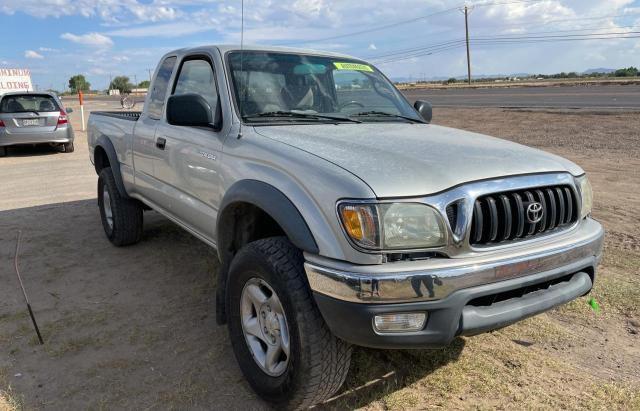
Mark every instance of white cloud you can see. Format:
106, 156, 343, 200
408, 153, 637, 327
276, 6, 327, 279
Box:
0, 0, 186, 23
6, 0, 640, 87
24, 50, 44, 59
105, 22, 215, 38
61, 32, 114, 47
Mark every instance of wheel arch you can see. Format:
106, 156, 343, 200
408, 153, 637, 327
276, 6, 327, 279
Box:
94, 135, 129, 199
215, 179, 319, 324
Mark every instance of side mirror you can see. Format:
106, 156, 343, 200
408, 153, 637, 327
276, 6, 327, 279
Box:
65, 107, 74, 114
167, 93, 221, 129
414, 100, 432, 123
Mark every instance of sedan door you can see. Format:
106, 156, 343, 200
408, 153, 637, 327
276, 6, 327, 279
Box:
153, 55, 227, 239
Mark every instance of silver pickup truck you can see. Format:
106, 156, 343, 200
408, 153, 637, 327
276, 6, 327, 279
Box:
88, 45, 603, 409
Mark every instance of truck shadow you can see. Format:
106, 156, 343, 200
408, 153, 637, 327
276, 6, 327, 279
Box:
322, 339, 465, 409
0, 199, 462, 410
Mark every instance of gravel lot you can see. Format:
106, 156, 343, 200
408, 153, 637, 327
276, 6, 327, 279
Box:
1, 101, 638, 410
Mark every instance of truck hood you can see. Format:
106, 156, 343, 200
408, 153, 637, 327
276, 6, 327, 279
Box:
254, 123, 583, 198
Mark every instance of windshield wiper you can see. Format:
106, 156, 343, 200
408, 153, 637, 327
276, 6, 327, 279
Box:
351, 111, 424, 123
244, 111, 361, 123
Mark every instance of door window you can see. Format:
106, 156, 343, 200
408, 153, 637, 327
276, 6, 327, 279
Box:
173, 58, 218, 112
148, 56, 177, 120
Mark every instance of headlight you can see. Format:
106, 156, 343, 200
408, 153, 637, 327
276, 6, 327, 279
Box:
338, 202, 445, 251
576, 175, 593, 219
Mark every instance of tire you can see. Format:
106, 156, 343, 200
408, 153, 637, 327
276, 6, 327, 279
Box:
98, 167, 143, 246
0, 147, 6, 157
64, 142, 75, 153
227, 237, 352, 410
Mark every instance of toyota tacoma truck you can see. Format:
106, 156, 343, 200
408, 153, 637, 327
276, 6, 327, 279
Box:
87, 45, 603, 409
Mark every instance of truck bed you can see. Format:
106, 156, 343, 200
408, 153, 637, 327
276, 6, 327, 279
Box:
91, 111, 141, 121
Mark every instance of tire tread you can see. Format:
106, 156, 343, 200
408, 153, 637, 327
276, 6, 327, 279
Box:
235, 237, 352, 409
98, 167, 143, 246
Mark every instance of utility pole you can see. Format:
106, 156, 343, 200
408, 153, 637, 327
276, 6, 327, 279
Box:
147, 68, 153, 82
464, 5, 472, 85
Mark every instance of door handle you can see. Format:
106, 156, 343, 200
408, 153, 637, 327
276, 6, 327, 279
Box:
156, 137, 166, 150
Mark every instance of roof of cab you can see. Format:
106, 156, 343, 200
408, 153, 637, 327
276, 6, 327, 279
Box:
166, 44, 362, 61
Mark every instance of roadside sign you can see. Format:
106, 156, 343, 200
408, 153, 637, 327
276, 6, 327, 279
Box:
0, 68, 33, 94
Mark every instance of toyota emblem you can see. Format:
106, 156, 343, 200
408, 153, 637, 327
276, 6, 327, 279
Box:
526, 202, 543, 224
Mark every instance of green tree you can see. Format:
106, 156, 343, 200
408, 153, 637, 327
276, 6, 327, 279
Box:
614, 67, 639, 77
109, 76, 133, 93
137, 80, 150, 89
68, 74, 91, 93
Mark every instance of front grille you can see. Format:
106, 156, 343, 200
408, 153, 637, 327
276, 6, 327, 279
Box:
469, 185, 579, 246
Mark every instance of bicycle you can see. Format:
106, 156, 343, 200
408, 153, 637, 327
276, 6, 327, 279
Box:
120, 93, 136, 110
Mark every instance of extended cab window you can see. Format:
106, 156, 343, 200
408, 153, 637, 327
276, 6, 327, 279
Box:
173, 58, 218, 112
148, 56, 177, 120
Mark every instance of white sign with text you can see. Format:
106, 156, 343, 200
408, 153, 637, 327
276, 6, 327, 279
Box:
0, 68, 33, 94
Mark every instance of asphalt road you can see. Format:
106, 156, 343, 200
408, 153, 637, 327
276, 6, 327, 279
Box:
401, 84, 640, 109
79, 84, 640, 110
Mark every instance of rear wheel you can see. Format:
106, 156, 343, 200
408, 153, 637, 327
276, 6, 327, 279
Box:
98, 167, 143, 246
64, 142, 74, 153
227, 237, 352, 410
0, 147, 6, 157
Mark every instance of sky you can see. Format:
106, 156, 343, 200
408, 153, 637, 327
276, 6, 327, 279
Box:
1, 0, 639, 90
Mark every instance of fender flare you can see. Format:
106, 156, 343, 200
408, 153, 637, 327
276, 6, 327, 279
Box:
216, 179, 319, 257
215, 179, 319, 324
95, 135, 129, 198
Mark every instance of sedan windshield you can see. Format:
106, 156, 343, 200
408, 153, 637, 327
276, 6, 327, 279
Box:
0, 94, 60, 113
227, 52, 423, 124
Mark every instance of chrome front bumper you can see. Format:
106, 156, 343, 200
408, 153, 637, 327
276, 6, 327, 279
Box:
305, 218, 604, 304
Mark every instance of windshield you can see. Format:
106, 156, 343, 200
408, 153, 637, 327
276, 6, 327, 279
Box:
0, 94, 60, 113
227, 51, 422, 124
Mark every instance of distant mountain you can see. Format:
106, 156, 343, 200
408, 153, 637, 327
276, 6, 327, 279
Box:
582, 68, 616, 74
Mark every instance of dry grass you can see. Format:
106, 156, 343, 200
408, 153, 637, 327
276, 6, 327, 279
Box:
1, 105, 638, 410
0, 368, 20, 411
328, 315, 639, 410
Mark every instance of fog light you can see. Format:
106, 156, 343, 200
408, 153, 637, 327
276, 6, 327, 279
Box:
373, 312, 427, 333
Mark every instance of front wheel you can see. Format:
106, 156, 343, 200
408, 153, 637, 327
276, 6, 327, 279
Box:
227, 237, 352, 410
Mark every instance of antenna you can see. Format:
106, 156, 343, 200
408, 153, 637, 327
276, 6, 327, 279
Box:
237, 0, 245, 139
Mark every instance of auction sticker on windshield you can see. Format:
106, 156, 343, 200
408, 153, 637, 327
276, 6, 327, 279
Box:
333, 62, 374, 72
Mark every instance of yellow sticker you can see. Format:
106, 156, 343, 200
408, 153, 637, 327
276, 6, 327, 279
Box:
333, 62, 374, 72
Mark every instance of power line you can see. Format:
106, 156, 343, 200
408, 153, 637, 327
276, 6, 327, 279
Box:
368, 27, 640, 61
479, 11, 640, 31
375, 33, 640, 64
285, 0, 545, 45
286, 6, 461, 45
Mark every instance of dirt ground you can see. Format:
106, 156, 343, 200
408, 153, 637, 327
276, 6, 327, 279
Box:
1, 102, 639, 410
